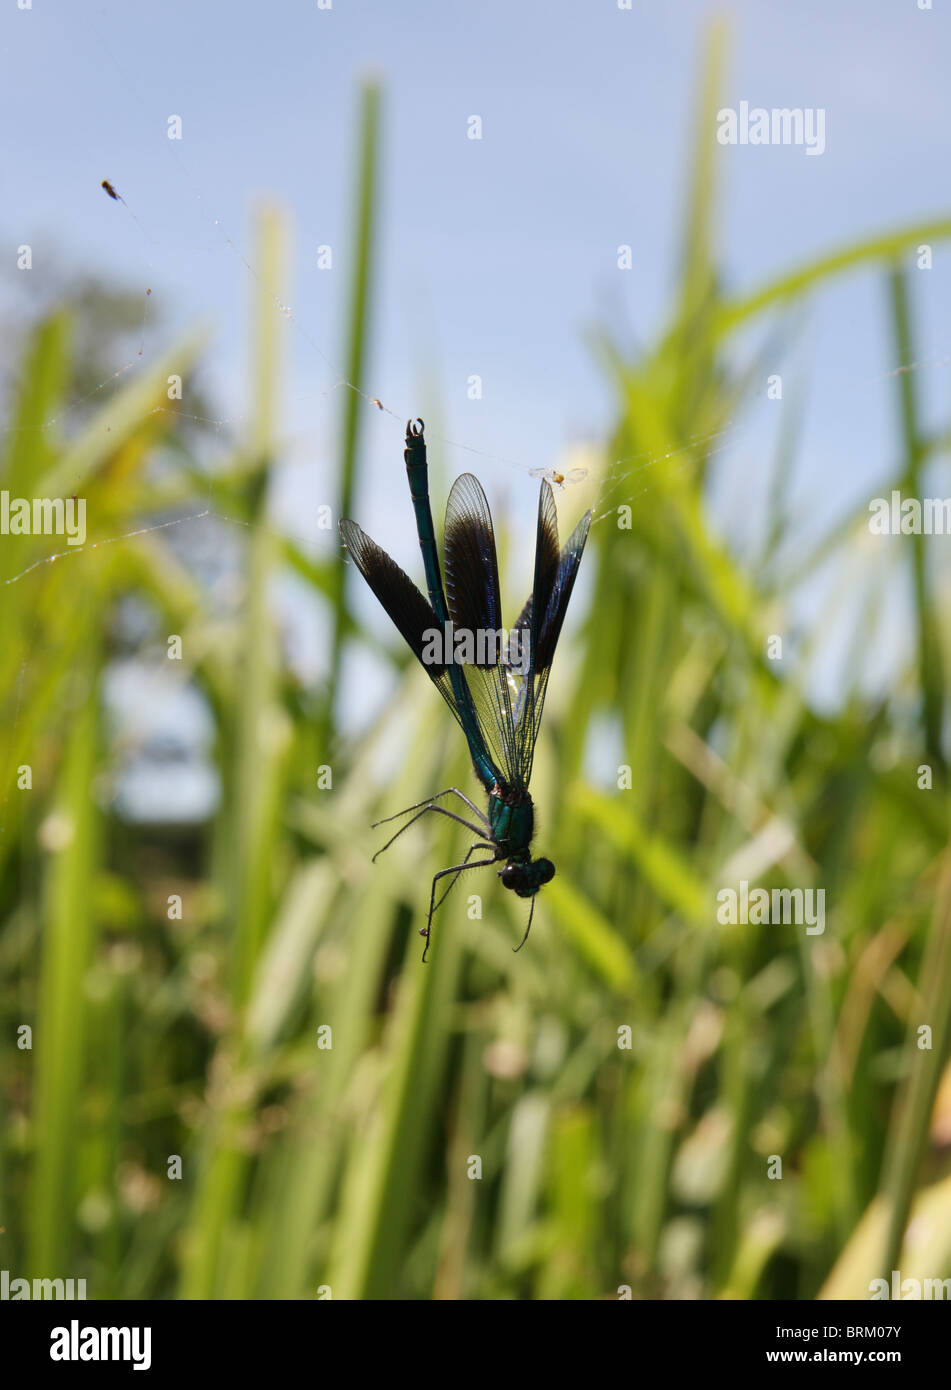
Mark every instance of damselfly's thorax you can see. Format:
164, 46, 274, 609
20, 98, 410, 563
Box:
488, 782, 534, 856
487, 784, 554, 897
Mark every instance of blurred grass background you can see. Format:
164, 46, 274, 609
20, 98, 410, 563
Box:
3, 46, 951, 1301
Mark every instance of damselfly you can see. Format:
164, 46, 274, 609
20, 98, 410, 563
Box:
340, 420, 592, 959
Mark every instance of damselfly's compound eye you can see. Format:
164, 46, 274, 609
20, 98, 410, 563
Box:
500, 862, 522, 891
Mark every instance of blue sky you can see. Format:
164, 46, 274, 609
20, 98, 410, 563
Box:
3, 0, 951, 714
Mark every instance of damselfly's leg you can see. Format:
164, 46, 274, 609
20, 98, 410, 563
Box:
372, 788, 489, 832
431, 841, 497, 914
372, 789, 489, 828
372, 804, 487, 863
421, 852, 497, 962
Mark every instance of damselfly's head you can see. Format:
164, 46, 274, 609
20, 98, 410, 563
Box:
499, 856, 555, 899
500, 857, 554, 953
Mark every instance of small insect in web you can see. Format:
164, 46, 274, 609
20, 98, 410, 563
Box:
101, 179, 124, 203
528, 466, 588, 490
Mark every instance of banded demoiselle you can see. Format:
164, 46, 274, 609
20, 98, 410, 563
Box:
340, 420, 592, 960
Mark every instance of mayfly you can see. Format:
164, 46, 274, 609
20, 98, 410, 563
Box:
340, 420, 592, 960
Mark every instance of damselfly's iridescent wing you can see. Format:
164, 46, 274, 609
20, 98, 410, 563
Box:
443, 474, 591, 790
340, 517, 494, 773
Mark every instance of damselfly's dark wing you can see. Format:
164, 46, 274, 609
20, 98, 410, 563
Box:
340, 518, 492, 764
340, 520, 441, 665
506, 480, 591, 784
443, 474, 591, 790
441, 474, 515, 782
